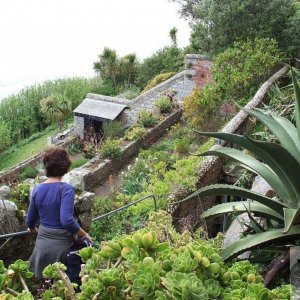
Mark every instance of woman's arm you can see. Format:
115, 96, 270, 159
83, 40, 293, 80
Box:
26, 189, 39, 230
75, 227, 92, 242
60, 185, 92, 241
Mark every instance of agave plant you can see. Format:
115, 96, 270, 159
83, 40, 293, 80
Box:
178, 68, 300, 261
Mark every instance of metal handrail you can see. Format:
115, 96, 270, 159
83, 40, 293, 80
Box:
92, 195, 157, 222
0, 195, 157, 240
0, 230, 28, 240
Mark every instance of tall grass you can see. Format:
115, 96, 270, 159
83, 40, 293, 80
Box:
0, 76, 113, 145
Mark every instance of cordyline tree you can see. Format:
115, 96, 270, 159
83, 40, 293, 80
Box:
93, 48, 137, 89
172, 0, 300, 58
40, 94, 72, 129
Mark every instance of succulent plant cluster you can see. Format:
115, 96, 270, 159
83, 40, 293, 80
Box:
0, 212, 294, 299
76, 211, 293, 300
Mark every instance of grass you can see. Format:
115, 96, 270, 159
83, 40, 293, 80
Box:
0, 126, 61, 172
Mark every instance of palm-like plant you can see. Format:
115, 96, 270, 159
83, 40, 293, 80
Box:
40, 94, 71, 128
179, 68, 300, 261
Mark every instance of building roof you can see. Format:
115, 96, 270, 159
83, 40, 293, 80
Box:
73, 98, 127, 120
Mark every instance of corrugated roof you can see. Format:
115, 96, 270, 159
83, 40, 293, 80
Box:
73, 98, 127, 120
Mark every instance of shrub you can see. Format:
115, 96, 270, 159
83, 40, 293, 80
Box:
70, 158, 88, 170
121, 159, 150, 195
67, 141, 83, 155
168, 123, 192, 140
212, 38, 282, 105
117, 85, 140, 100
11, 182, 31, 205
183, 85, 221, 128
124, 125, 146, 141
138, 110, 158, 128
19, 167, 38, 181
154, 96, 172, 113
99, 138, 122, 158
142, 72, 176, 93
174, 138, 191, 154
103, 121, 124, 139
0, 120, 11, 152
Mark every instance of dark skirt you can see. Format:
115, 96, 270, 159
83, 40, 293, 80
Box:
29, 225, 73, 278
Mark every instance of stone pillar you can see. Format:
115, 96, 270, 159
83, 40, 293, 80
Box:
74, 115, 85, 138
184, 54, 213, 88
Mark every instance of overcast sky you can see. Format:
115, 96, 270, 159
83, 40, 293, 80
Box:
0, 0, 191, 98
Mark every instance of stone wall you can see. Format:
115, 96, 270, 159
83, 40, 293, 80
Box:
64, 110, 183, 192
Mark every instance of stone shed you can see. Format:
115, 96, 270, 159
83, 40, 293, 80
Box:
73, 97, 128, 140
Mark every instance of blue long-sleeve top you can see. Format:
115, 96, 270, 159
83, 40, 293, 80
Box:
26, 182, 80, 234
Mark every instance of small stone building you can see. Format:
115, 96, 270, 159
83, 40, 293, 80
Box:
73, 97, 128, 140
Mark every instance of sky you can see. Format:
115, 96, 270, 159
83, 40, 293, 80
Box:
0, 0, 191, 99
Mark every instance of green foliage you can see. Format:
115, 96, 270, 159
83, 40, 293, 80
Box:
0, 125, 59, 172
121, 158, 150, 195
19, 167, 38, 181
187, 0, 300, 57
154, 96, 173, 113
91, 137, 215, 242
85, 212, 293, 299
183, 85, 221, 128
0, 120, 11, 152
136, 46, 184, 89
0, 212, 294, 298
93, 47, 137, 89
182, 69, 300, 261
11, 182, 31, 205
40, 93, 72, 128
142, 72, 176, 93
212, 38, 282, 105
173, 138, 191, 154
138, 110, 158, 128
0, 76, 97, 144
67, 140, 83, 155
116, 85, 140, 100
99, 138, 121, 158
103, 121, 124, 139
124, 125, 146, 141
70, 158, 88, 170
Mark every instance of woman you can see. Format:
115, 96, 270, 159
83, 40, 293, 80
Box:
26, 146, 91, 278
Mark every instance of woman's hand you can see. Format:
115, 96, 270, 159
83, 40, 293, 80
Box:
28, 227, 38, 235
84, 233, 92, 243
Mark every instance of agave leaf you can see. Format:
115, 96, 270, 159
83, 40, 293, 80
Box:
241, 107, 300, 162
249, 218, 265, 233
283, 208, 300, 233
272, 115, 300, 164
202, 201, 283, 222
175, 184, 287, 214
221, 225, 300, 261
200, 147, 289, 201
197, 132, 300, 206
291, 68, 300, 139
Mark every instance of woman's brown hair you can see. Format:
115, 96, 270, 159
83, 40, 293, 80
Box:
43, 146, 71, 177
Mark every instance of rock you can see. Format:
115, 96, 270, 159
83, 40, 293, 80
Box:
251, 175, 274, 197
0, 200, 20, 233
0, 185, 11, 199
223, 175, 272, 258
75, 192, 94, 213
75, 192, 94, 231
23, 178, 35, 185
38, 175, 48, 182
63, 169, 85, 191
